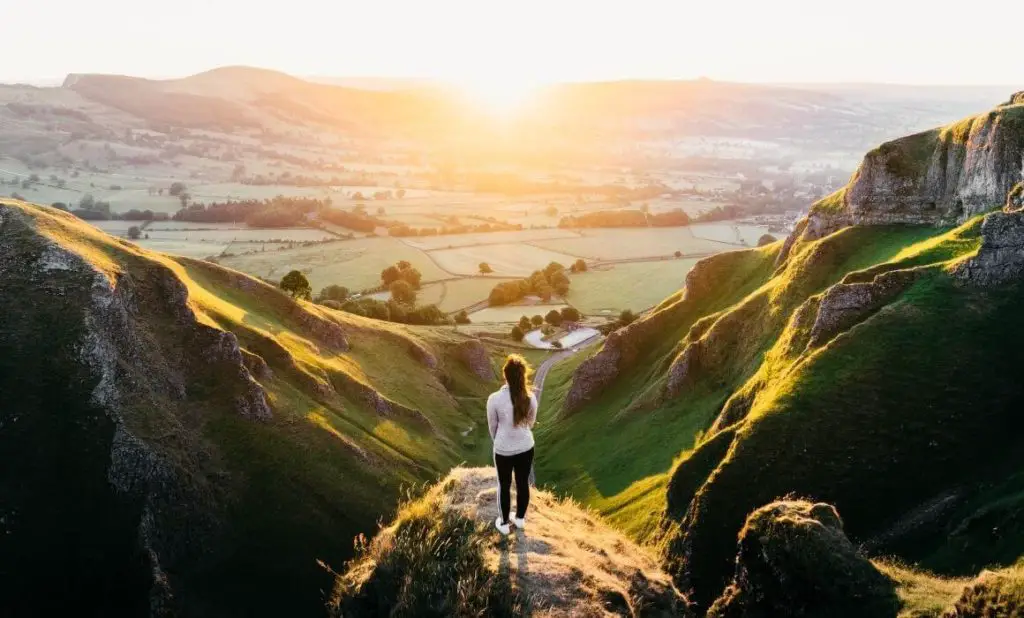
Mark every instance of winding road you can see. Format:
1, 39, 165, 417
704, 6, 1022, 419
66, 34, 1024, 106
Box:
532, 333, 603, 404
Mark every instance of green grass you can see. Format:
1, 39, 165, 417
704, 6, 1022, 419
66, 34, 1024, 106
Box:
567, 258, 702, 314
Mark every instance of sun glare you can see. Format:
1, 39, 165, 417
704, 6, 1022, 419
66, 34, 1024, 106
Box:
458, 76, 541, 117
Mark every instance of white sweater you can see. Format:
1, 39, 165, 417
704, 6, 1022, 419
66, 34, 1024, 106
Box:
487, 385, 538, 456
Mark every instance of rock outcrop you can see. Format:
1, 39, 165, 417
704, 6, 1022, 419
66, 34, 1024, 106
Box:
806, 268, 920, 348
706, 501, 898, 618
956, 209, 1024, 286
788, 97, 1024, 252
456, 339, 494, 380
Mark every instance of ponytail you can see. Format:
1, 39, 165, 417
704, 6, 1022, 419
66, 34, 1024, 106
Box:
503, 355, 532, 426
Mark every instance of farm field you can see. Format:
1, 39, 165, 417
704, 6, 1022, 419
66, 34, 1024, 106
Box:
690, 221, 773, 246
428, 243, 579, 277
143, 227, 336, 243
530, 227, 736, 260
146, 221, 246, 230
132, 238, 230, 258
434, 277, 516, 312
568, 258, 702, 315
468, 304, 571, 324
87, 219, 146, 235
402, 227, 579, 251
218, 236, 449, 292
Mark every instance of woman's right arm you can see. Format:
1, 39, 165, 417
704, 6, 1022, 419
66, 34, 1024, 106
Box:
527, 393, 538, 428
487, 394, 498, 439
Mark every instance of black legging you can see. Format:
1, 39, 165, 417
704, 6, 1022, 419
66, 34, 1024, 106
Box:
494, 448, 534, 524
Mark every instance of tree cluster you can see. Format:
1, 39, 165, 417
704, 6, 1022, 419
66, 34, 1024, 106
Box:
488, 262, 570, 306
559, 208, 690, 229
174, 196, 326, 227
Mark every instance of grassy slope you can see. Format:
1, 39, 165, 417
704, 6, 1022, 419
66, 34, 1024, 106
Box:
535, 225, 954, 545
664, 215, 1024, 609
0, 201, 516, 617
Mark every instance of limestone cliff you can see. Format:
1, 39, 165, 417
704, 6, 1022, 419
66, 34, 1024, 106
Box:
786, 96, 1024, 257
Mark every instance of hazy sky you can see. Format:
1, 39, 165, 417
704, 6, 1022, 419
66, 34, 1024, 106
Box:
8, 0, 1023, 86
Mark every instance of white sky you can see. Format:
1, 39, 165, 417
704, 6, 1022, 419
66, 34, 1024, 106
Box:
6, 0, 1024, 86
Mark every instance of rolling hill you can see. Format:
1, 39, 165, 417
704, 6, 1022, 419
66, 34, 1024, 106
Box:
0, 199, 519, 616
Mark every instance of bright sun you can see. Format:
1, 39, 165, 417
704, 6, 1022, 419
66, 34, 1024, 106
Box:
458, 76, 541, 116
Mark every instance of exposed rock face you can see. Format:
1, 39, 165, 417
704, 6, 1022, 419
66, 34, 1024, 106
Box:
292, 305, 349, 351
706, 501, 898, 618
807, 269, 920, 348
456, 340, 493, 380
0, 203, 279, 615
791, 99, 1024, 249
565, 255, 721, 412
956, 210, 1024, 285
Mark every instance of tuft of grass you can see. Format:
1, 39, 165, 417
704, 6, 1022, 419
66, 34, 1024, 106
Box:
331, 494, 526, 618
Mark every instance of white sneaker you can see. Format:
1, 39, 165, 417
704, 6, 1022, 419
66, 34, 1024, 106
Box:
494, 517, 511, 535
513, 516, 526, 530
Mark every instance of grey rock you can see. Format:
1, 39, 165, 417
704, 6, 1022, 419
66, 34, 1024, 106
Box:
457, 340, 494, 381
956, 209, 1024, 285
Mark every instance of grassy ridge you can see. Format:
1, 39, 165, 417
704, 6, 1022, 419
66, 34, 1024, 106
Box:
0, 200, 517, 617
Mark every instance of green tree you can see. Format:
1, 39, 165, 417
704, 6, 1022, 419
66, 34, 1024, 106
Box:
127, 226, 142, 240
479, 262, 493, 274
168, 182, 187, 197
518, 316, 532, 331
570, 258, 587, 273
454, 310, 471, 324
317, 284, 350, 303
619, 309, 636, 327
389, 280, 417, 305
381, 265, 401, 286
560, 307, 580, 322
674, 250, 683, 258
79, 193, 96, 209
545, 310, 563, 326
758, 234, 779, 247
280, 270, 312, 300
531, 315, 544, 327
510, 325, 524, 341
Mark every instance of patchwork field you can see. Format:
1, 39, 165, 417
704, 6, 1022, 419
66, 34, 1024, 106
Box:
218, 237, 449, 292
468, 304, 571, 324
530, 227, 737, 260
402, 228, 579, 251
133, 238, 230, 258
568, 258, 702, 315
428, 243, 579, 277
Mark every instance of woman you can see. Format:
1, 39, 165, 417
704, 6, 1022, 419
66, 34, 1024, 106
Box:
487, 354, 538, 535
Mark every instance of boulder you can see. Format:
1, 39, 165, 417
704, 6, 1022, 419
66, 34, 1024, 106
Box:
707, 501, 898, 618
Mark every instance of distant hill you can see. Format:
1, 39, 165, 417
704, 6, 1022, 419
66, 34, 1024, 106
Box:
0, 199, 514, 616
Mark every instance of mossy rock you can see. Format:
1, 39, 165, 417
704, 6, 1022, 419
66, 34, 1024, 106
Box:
707, 500, 898, 618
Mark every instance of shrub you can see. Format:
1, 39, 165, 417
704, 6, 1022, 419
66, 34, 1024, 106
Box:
510, 325, 524, 341
479, 262, 493, 274
455, 311, 471, 325
560, 307, 580, 322
518, 316, 531, 331
618, 309, 636, 327
757, 234, 778, 247
127, 226, 141, 240
531, 315, 544, 327
674, 250, 683, 258
545, 310, 563, 326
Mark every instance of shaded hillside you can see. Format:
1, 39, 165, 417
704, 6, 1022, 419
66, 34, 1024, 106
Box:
535, 94, 1024, 614
0, 199, 511, 617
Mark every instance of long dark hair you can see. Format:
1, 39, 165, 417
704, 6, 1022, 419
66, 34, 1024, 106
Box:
503, 355, 532, 426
